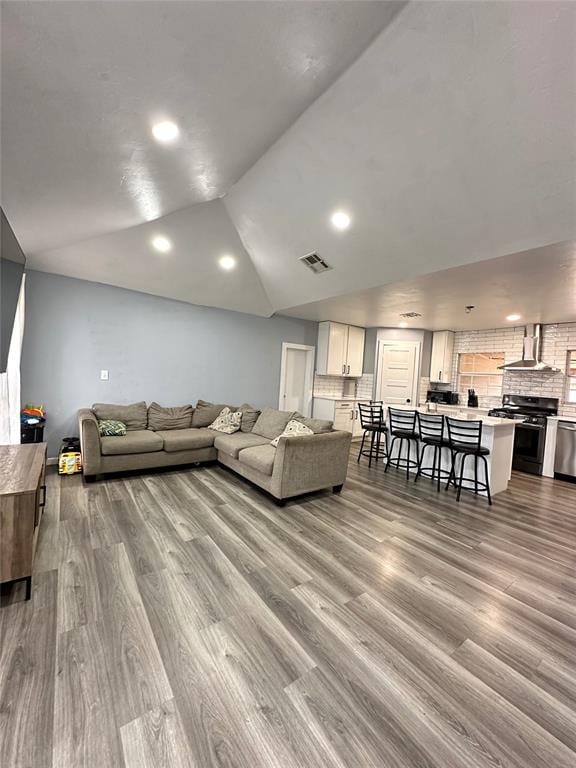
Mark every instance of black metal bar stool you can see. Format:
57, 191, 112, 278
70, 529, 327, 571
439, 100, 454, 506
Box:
385, 408, 419, 479
414, 413, 452, 492
357, 402, 388, 467
445, 417, 492, 505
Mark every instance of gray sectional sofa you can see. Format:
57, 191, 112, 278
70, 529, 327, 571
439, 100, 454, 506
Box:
78, 400, 352, 503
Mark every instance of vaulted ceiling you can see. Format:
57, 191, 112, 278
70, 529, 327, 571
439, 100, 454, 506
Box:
2, 1, 575, 322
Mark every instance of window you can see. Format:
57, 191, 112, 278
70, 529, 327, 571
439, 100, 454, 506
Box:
568, 351, 576, 403
458, 352, 504, 398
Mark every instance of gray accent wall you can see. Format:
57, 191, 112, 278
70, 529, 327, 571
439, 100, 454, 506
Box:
21, 271, 317, 456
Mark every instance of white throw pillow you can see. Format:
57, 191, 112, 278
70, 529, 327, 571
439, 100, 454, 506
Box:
270, 419, 314, 447
208, 407, 242, 434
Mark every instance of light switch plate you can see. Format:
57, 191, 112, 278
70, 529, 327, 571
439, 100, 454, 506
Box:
100, 369, 109, 381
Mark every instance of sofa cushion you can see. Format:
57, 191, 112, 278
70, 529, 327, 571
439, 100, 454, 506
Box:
239, 403, 260, 433
93, 401, 147, 431
295, 416, 333, 434
251, 407, 295, 440
214, 432, 269, 459
192, 400, 237, 428
208, 407, 242, 434
157, 428, 216, 452
100, 429, 163, 456
271, 419, 314, 447
147, 402, 193, 431
238, 445, 277, 476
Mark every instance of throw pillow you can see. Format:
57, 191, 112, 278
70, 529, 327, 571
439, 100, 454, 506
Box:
294, 415, 333, 433
239, 403, 260, 433
92, 401, 147, 431
98, 419, 127, 437
271, 419, 314, 447
252, 407, 295, 440
192, 400, 237, 428
147, 402, 193, 431
208, 407, 242, 434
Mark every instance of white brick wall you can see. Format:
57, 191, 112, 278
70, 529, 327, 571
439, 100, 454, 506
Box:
445, 322, 576, 417
313, 373, 375, 400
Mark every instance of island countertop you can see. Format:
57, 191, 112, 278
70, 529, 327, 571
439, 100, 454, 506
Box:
392, 404, 515, 429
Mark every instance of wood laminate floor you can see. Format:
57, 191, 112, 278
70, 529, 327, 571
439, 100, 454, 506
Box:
1, 454, 576, 767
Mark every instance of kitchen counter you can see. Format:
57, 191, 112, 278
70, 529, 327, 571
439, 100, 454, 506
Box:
384, 404, 516, 496
312, 395, 362, 401
397, 404, 515, 430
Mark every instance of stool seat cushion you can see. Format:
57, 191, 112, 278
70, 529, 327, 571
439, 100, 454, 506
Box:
422, 436, 450, 446
451, 443, 490, 455
391, 430, 418, 439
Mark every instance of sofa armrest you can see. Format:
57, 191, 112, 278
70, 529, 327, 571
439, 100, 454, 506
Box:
271, 430, 352, 499
78, 408, 101, 476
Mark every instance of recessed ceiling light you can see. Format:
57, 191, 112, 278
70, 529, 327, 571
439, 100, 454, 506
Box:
506, 313, 521, 322
330, 210, 351, 231
398, 321, 408, 329
219, 254, 236, 271
151, 235, 172, 253
152, 121, 179, 143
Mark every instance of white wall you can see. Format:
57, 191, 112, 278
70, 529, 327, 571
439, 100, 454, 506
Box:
21, 271, 317, 456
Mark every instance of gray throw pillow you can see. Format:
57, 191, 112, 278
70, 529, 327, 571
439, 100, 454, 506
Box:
251, 407, 296, 440
192, 399, 237, 428
92, 401, 147, 431
239, 403, 261, 433
294, 415, 333, 434
147, 402, 193, 431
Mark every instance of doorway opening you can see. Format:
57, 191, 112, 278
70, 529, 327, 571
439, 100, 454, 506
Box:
279, 343, 316, 416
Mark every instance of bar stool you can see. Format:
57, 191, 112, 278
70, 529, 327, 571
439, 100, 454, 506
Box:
414, 413, 452, 492
357, 402, 388, 467
385, 408, 419, 479
445, 417, 492, 505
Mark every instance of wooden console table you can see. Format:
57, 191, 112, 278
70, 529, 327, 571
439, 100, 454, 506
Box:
0, 443, 47, 600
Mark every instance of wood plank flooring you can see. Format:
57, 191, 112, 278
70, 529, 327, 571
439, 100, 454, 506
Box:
1, 454, 575, 767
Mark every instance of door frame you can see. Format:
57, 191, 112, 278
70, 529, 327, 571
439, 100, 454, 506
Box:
279, 343, 316, 416
375, 340, 421, 406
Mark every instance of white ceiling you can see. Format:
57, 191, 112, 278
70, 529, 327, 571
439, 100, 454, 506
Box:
282, 241, 576, 330
2, 1, 575, 324
225, 0, 576, 312
1, 0, 401, 253
30, 200, 273, 316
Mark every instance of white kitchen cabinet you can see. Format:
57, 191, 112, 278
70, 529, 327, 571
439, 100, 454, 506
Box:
316, 321, 365, 377
430, 330, 455, 384
312, 398, 370, 439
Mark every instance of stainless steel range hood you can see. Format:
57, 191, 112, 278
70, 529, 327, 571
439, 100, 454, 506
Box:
499, 324, 558, 372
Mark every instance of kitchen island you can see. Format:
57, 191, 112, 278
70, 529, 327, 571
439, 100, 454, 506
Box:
385, 404, 516, 496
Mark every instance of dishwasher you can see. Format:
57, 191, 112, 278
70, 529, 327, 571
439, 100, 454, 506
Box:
554, 421, 576, 479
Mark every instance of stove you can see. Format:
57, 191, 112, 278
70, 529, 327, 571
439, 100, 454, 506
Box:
489, 394, 558, 475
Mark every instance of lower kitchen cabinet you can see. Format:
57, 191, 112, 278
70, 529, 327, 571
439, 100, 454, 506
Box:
312, 398, 370, 439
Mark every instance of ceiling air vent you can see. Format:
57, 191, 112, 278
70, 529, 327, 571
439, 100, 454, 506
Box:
299, 252, 332, 274
399, 311, 422, 319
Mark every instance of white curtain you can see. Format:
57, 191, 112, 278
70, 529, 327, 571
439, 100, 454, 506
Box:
0, 273, 26, 444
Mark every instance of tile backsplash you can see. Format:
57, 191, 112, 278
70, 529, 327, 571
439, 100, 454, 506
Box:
314, 373, 374, 400
442, 323, 576, 417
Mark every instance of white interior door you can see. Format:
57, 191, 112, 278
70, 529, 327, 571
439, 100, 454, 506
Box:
376, 341, 420, 406
279, 343, 315, 415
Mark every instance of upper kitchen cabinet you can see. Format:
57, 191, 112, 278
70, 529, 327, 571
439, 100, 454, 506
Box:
430, 330, 455, 383
316, 321, 366, 377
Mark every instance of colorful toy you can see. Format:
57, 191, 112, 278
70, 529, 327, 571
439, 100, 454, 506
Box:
58, 436, 82, 475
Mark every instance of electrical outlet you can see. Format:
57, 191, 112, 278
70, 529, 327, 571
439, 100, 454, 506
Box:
100, 369, 109, 381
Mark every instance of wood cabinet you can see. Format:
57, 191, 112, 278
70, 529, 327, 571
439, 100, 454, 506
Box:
316, 321, 365, 377
430, 330, 455, 384
0, 443, 47, 600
